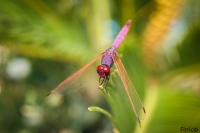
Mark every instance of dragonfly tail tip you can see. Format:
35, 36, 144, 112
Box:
126, 20, 132, 26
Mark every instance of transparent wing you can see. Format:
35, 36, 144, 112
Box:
112, 53, 146, 127
46, 53, 103, 100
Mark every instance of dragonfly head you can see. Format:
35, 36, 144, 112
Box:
96, 65, 110, 78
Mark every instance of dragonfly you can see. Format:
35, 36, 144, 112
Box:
46, 20, 146, 127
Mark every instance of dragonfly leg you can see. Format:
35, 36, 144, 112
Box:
100, 75, 110, 93
99, 77, 105, 86
103, 75, 110, 89
99, 77, 106, 92
98, 75, 110, 93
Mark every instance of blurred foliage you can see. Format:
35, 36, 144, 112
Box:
1, 0, 200, 133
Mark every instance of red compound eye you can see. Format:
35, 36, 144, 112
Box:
96, 65, 110, 78
103, 65, 110, 75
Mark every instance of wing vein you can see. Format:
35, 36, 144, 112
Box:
112, 53, 146, 122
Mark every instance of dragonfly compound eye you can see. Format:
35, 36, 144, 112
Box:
103, 65, 110, 75
96, 65, 110, 77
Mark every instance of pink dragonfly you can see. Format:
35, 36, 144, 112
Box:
46, 20, 146, 127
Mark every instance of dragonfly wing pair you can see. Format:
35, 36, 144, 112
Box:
112, 53, 146, 127
46, 53, 103, 100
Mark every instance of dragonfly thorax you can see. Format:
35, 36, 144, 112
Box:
96, 65, 110, 78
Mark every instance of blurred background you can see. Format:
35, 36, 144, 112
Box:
1, 0, 200, 133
